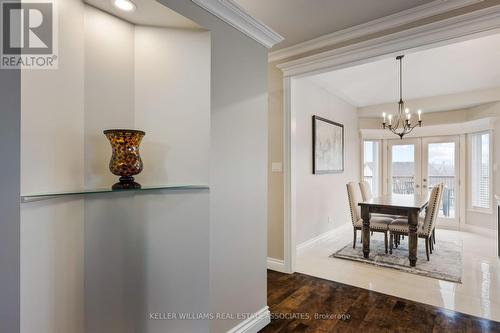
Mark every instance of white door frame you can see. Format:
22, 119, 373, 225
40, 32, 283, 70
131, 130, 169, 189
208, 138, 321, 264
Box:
422, 136, 461, 228
280, 5, 500, 273
387, 138, 423, 196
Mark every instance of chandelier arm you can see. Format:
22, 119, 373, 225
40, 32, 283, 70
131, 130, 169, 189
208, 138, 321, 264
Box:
381, 55, 422, 139
389, 126, 398, 136
405, 122, 420, 136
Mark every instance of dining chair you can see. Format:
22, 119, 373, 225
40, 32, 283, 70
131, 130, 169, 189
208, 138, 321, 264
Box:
388, 183, 443, 261
359, 181, 374, 202
347, 182, 394, 253
359, 181, 401, 222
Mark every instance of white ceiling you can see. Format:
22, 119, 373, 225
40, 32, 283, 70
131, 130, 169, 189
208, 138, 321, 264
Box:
84, 0, 201, 29
233, 0, 433, 50
311, 33, 500, 109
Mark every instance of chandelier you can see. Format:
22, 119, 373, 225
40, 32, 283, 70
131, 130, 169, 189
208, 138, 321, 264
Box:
382, 55, 422, 139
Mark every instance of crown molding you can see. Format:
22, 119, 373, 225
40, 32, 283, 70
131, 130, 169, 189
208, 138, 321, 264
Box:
190, 0, 284, 48
277, 4, 500, 77
269, 0, 483, 63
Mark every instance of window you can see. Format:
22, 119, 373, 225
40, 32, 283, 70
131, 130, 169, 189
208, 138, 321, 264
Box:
363, 140, 380, 196
470, 132, 491, 210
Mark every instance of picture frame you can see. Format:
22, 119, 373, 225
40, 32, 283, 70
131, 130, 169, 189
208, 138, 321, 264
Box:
312, 115, 344, 174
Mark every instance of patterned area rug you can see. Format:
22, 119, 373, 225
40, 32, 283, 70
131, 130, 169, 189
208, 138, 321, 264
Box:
330, 236, 463, 283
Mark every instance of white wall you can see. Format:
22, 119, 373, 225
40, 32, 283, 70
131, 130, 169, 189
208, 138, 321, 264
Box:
84, 5, 136, 189
84, 7, 210, 188
21, 2, 211, 333
84, 190, 209, 333
134, 26, 210, 185
83, 11, 211, 332
294, 78, 360, 246
21, 0, 85, 333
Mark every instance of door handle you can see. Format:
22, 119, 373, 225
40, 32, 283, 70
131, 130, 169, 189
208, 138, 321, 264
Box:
423, 178, 427, 182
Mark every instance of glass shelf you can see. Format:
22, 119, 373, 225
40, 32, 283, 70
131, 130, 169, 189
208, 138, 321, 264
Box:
21, 184, 209, 202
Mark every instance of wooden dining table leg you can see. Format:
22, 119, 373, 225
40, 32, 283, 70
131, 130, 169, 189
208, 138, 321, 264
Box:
408, 209, 419, 267
361, 205, 370, 259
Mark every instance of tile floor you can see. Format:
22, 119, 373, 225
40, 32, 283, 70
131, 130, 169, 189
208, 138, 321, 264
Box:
296, 224, 500, 322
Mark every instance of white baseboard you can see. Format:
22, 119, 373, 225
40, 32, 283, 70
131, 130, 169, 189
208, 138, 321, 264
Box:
226, 306, 270, 333
296, 224, 350, 253
267, 257, 287, 273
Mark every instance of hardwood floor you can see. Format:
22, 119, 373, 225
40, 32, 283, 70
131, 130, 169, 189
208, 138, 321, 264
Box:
260, 270, 500, 333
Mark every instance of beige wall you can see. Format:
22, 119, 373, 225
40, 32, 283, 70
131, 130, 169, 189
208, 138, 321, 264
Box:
267, 0, 500, 259
267, 63, 284, 259
294, 78, 359, 245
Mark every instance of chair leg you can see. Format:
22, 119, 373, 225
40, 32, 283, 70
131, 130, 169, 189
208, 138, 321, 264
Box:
384, 232, 388, 254
353, 229, 357, 249
425, 238, 430, 261
389, 233, 393, 254
429, 236, 433, 253
433, 229, 436, 244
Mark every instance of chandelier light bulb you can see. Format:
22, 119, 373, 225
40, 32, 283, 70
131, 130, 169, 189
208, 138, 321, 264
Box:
380, 55, 422, 139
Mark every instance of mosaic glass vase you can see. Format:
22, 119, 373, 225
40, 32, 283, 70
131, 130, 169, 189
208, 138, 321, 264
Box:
103, 129, 145, 190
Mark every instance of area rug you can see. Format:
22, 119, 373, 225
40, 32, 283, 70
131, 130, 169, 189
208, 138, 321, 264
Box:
330, 236, 462, 283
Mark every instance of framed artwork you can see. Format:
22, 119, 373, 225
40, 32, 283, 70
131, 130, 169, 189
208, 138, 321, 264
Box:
312, 115, 344, 174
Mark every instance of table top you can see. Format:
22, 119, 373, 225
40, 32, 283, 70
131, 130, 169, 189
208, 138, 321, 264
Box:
359, 193, 429, 210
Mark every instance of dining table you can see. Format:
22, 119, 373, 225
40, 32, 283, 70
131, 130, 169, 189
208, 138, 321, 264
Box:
358, 193, 429, 267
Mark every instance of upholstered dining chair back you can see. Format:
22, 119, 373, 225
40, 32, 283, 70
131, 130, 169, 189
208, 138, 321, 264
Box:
428, 183, 444, 235
421, 184, 443, 237
359, 181, 373, 202
347, 182, 363, 225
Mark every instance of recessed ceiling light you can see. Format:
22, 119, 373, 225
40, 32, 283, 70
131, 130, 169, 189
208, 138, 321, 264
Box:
113, 0, 136, 12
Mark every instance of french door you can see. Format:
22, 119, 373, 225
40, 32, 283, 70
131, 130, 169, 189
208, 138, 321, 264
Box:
386, 136, 460, 227
422, 136, 460, 227
388, 138, 422, 195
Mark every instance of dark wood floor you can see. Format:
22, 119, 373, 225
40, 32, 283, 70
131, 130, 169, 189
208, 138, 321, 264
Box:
260, 270, 500, 333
